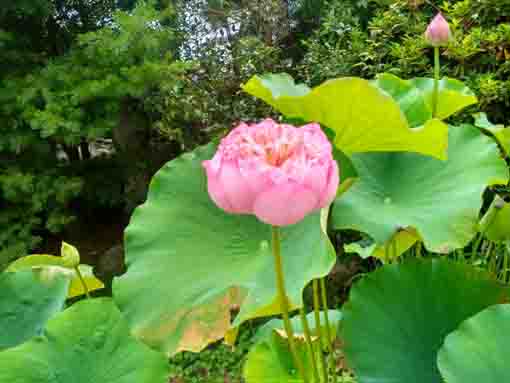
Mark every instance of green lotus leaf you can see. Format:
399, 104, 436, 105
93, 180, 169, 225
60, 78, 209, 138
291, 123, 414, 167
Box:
410, 77, 477, 120
68, 265, 105, 298
344, 241, 377, 259
479, 196, 510, 242
243, 74, 448, 160
60, 241, 80, 268
0, 298, 169, 383
253, 310, 342, 346
437, 304, 510, 383
333, 147, 358, 195
342, 259, 509, 383
6, 254, 66, 271
374, 73, 432, 127
331, 125, 508, 253
0, 268, 69, 350
345, 229, 419, 261
113, 144, 336, 356
474, 112, 510, 156
6, 255, 104, 298
374, 74, 477, 125
244, 329, 321, 383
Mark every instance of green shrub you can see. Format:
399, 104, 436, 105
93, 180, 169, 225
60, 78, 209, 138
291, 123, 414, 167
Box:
300, 0, 510, 125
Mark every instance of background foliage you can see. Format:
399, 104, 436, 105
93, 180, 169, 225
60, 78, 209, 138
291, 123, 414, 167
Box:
0, 0, 508, 271
1, 1, 509, 382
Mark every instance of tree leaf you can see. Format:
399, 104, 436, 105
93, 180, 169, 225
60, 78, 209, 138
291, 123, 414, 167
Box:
0, 298, 169, 383
243, 74, 448, 160
0, 268, 69, 350
342, 259, 509, 383
331, 125, 508, 253
437, 304, 510, 383
113, 144, 336, 356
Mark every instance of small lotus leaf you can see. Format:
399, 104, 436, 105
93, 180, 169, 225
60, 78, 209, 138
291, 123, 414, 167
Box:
479, 196, 510, 242
6, 255, 104, 298
244, 329, 321, 383
253, 310, 342, 346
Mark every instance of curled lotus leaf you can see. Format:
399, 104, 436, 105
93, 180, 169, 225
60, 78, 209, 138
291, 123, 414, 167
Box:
243, 73, 448, 160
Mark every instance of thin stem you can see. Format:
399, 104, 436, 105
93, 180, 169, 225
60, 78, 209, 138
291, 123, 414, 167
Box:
472, 234, 484, 260
320, 278, 337, 382
415, 242, 422, 258
271, 227, 307, 382
432, 47, 440, 118
503, 247, 509, 283
300, 309, 320, 383
74, 266, 90, 299
313, 279, 328, 383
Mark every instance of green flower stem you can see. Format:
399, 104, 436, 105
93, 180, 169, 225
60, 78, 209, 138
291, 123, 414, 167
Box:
271, 226, 307, 382
300, 308, 320, 383
74, 266, 90, 299
313, 279, 328, 383
320, 278, 337, 381
416, 241, 423, 258
432, 46, 440, 118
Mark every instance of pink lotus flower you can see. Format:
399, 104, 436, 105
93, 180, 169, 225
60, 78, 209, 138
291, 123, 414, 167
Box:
425, 13, 452, 47
203, 119, 339, 226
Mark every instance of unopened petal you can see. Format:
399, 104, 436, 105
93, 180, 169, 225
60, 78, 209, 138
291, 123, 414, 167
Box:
253, 183, 318, 226
318, 162, 340, 207
203, 161, 235, 213
218, 161, 256, 213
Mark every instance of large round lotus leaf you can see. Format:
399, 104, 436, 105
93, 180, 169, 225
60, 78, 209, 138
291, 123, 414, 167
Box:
374, 74, 477, 126
244, 329, 321, 383
437, 304, 510, 383
113, 144, 336, 356
242, 73, 448, 160
342, 259, 508, 383
0, 298, 169, 383
331, 125, 508, 253
0, 268, 69, 350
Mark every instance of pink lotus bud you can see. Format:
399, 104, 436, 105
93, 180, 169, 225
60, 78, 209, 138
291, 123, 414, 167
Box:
203, 119, 339, 226
425, 13, 452, 47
